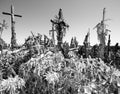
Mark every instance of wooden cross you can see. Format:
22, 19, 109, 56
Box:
2, 5, 22, 33
50, 8, 69, 49
2, 5, 22, 50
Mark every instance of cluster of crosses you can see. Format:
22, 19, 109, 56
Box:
1, 5, 69, 51
1, 5, 119, 64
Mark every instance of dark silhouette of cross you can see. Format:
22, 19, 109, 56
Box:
2, 5, 22, 50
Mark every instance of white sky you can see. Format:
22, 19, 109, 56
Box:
0, 0, 120, 46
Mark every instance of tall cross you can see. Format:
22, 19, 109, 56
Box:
51, 8, 69, 50
2, 5, 22, 50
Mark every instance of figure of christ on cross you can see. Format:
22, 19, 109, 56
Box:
2, 5, 22, 50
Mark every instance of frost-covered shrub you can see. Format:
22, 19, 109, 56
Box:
0, 75, 25, 94
1, 45, 120, 94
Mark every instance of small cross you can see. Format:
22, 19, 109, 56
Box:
2, 5, 22, 31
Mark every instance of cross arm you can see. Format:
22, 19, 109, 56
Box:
2, 12, 22, 17
2, 12, 11, 16
14, 14, 22, 17
50, 19, 58, 24
49, 29, 56, 32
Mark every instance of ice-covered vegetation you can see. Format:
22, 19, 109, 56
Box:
0, 45, 120, 94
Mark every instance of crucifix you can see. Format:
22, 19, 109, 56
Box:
2, 5, 22, 50
51, 9, 69, 50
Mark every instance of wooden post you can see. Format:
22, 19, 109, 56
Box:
99, 8, 106, 59
49, 23, 56, 46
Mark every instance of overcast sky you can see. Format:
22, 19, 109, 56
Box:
0, 0, 120, 45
